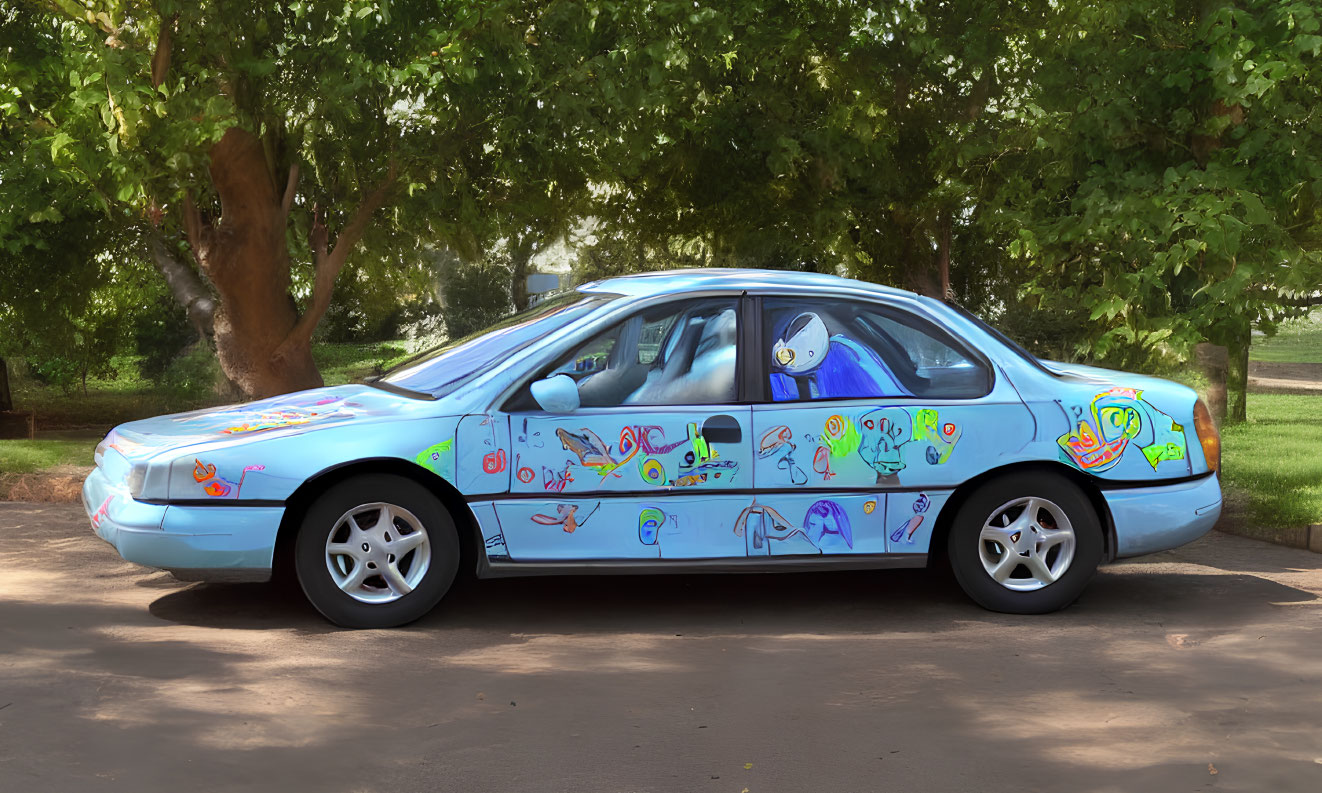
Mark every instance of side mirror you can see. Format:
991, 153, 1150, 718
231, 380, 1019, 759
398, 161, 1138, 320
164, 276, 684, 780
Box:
530, 374, 580, 414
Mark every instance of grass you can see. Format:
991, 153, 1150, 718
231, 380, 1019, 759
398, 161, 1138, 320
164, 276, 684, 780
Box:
314, 341, 412, 385
7, 341, 415, 432
0, 439, 95, 474
1250, 309, 1322, 364
1220, 392, 1322, 529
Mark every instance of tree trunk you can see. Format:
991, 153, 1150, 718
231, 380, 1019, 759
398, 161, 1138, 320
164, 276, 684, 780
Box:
0, 357, 12, 413
1227, 328, 1250, 423
184, 128, 322, 398
937, 211, 952, 301
509, 235, 535, 310
1193, 342, 1228, 426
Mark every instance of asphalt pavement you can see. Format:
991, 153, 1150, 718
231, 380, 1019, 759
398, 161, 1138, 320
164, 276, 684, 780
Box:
2, 502, 1321, 792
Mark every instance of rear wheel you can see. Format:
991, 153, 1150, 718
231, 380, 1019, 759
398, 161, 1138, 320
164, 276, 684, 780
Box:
294, 474, 459, 628
947, 472, 1102, 614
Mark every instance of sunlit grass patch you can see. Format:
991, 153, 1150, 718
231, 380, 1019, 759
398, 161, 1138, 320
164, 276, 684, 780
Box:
0, 440, 95, 475
1220, 393, 1322, 529
1251, 310, 1322, 364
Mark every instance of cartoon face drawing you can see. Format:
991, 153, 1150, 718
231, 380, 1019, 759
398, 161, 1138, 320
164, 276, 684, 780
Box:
804, 500, 853, 550
857, 407, 912, 478
771, 312, 830, 374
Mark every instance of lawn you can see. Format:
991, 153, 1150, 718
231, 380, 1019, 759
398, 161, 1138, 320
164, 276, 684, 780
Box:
1219, 392, 1322, 530
6, 341, 413, 432
0, 439, 95, 474
1249, 309, 1322, 364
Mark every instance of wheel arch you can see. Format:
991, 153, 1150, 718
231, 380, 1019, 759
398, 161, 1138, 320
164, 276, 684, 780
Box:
927, 461, 1117, 567
271, 457, 483, 582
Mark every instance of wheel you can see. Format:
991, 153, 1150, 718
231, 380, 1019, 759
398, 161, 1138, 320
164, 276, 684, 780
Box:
294, 474, 460, 628
947, 471, 1103, 614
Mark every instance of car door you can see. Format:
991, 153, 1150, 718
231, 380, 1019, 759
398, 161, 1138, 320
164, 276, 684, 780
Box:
748, 294, 1035, 556
496, 296, 755, 561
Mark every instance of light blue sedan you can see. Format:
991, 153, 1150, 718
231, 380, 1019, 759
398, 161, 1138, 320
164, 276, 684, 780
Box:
84, 270, 1223, 627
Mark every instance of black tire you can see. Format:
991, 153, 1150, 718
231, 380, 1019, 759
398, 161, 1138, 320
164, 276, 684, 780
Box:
947, 471, 1103, 614
294, 474, 460, 628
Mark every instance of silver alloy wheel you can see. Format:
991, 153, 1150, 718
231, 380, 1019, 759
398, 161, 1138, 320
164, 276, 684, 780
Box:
977, 496, 1076, 592
325, 502, 432, 604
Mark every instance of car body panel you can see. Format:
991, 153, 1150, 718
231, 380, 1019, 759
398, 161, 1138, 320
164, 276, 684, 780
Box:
83, 269, 1221, 582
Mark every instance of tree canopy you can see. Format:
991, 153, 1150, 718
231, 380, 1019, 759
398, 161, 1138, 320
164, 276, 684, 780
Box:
2, 0, 1321, 415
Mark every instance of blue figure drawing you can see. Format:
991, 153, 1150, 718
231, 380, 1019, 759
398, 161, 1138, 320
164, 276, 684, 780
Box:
891, 493, 932, 545
769, 312, 912, 401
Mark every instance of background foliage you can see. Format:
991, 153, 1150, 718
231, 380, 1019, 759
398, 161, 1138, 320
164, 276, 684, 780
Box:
1, 0, 1321, 415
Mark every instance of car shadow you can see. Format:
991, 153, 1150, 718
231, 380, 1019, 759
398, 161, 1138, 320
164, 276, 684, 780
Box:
147, 559, 1318, 635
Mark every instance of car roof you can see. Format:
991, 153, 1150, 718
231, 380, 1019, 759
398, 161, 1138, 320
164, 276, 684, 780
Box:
576, 268, 918, 301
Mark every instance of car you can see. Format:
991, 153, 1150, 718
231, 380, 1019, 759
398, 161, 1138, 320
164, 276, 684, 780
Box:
83, 269, 1223, 627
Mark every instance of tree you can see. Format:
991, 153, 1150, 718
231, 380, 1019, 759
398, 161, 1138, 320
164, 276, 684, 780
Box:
3, 0, 603, 397
989, 0, 1322, 419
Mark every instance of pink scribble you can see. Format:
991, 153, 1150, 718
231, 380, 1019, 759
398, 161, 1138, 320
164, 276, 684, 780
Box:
235, 465, 267, 498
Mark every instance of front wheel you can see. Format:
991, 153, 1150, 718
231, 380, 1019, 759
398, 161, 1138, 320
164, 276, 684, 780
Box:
947, 472, 1103, 614
294, 474, 460, 628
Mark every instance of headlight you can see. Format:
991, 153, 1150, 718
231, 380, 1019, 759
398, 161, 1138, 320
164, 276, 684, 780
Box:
126, 464, 148, 499
1193, 399, 1220, 474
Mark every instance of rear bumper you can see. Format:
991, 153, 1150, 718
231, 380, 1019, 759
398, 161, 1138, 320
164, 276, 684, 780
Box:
1105, 473, 1222, 559
83, 468, 281, 582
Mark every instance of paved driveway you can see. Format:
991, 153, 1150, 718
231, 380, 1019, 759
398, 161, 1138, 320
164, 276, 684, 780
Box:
2, 503, 1321, 792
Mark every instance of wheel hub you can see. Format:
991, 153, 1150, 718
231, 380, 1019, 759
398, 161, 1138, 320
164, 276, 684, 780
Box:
324, 502, 432, 604
977, 496, 1076, 592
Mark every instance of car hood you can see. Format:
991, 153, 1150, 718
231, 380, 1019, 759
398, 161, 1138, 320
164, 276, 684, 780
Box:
103, 384, 434, 462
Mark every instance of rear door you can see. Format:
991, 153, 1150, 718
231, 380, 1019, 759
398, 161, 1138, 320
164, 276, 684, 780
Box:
748, 294, 1034, 556
497, 296, 755, 560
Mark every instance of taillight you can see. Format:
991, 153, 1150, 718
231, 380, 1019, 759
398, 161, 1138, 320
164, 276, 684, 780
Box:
1193, 399, 1220, 474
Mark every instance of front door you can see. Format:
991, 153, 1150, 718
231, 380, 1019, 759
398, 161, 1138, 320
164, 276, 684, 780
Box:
496, 297, 755, 560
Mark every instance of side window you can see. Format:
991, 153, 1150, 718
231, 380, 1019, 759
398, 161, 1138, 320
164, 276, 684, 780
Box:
763, 298, 990, 401
546, 298, 739, 407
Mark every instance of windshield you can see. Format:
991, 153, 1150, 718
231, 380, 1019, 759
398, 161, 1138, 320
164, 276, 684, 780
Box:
944, 302, 1062, 377
379, 292, 618, 396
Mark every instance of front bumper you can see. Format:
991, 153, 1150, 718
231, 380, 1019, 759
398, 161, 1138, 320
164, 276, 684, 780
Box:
83, 467, 282, 582
1105, 473, 1223, 559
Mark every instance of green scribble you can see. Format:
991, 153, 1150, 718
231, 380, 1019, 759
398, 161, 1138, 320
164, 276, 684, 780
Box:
415, 439, 454, 476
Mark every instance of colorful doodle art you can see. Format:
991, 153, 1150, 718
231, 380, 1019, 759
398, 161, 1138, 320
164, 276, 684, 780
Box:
482, 449, 508, 474
639, 507, 665, 545
769, 311, 911, 400
192, 459, 216, 482
864, 499, 877, 514
415, 440, 454, 476
516, 466, 536, 484
821, 415, 861, 457
913, 409, 962, 465
733, 499, 852, 552
556, 426, 639, 476
235, 465, 265, 497
90, 495, 114, 529
1058, 388, 1186, 472
531, 503, 599, 533
758, 425, 795, 458
191, 457, 244, 498
857, 407, 912, 481
890, 492, 931, 544
638, 457, 667, 486
543, 463, 574, 492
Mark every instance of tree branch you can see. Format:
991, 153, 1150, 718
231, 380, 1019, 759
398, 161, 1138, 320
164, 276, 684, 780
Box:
272, 163, 398, 364
181, 194, 210, 270
147, 229, 216, 338
150, 13, 178, 88
280, 163, 300, 219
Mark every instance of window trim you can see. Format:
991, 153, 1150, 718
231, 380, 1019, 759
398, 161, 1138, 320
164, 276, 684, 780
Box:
502, 294, 749, 412
748, 294, 995, 405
